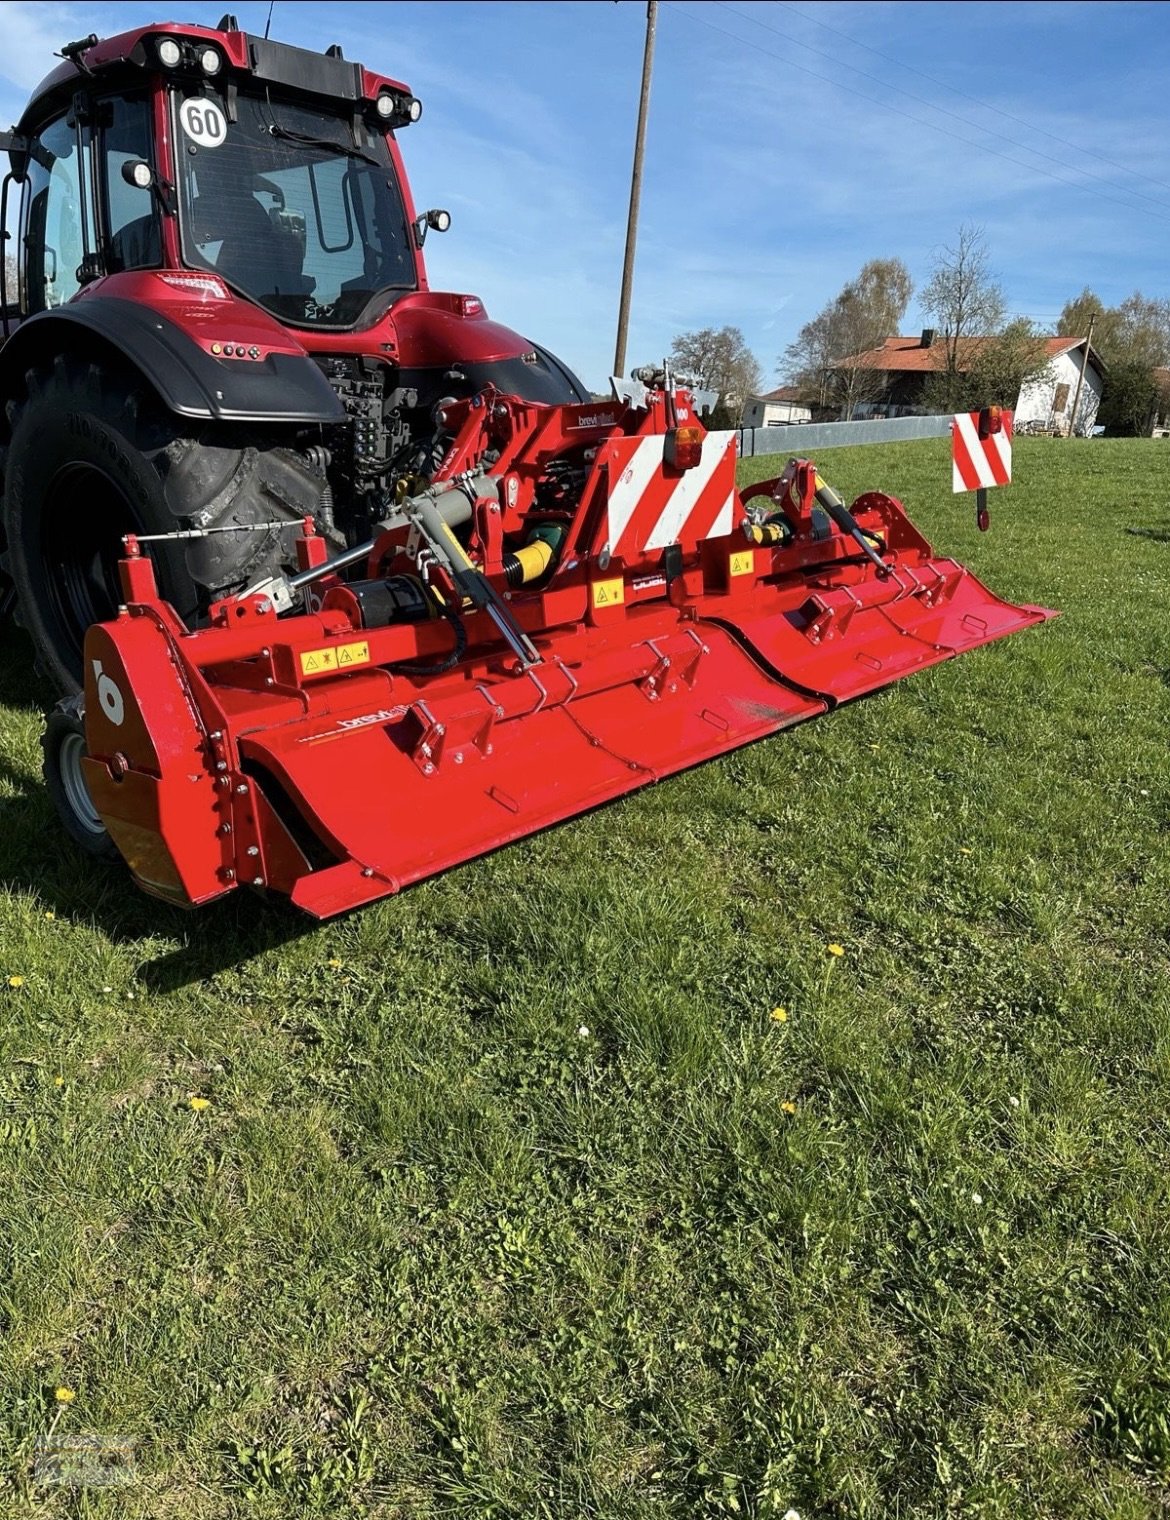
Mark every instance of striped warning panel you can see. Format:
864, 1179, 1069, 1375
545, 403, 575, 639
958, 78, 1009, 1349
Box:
952, 410, 1013, 493
604, 431, 737, 559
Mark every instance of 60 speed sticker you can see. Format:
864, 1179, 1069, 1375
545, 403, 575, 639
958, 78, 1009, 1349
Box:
179, 98, 227, 147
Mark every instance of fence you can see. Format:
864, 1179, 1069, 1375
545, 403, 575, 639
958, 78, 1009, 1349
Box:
735, 414, 955, 459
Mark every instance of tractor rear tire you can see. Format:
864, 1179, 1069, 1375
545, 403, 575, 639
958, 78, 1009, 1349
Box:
2, 354, 321, 697
41, 694, 120, 863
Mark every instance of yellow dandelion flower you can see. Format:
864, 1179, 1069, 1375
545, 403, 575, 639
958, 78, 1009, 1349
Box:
54, 1075, 65, 1088
327, 957, 342, 970
7, 975, 24, 988
44, 911, 55, 921
54, 1387, 75, 1404
770, 1006, 788, 1023
959, 847, 973, 856
188, 1096, 211, 1112
827, 943, 845, 958
781, 1100, 797, 1115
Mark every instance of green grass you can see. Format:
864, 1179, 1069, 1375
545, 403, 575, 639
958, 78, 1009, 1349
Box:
2, 436, 1170, 1516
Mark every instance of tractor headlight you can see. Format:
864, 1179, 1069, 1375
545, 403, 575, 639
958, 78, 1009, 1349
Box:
199, 47, 222, 75
156, 37, 182, 68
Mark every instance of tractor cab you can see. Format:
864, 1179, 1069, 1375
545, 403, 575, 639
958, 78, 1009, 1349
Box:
1, 20, 426, 328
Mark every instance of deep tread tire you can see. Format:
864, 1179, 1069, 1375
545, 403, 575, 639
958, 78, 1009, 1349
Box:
41, 694, 121, 863
2, 355, 322, 696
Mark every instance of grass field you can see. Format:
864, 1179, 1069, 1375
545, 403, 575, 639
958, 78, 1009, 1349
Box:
1, 436, 1169, 1517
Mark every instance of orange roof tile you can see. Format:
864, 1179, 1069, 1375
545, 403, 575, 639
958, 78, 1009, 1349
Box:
835, 335, 1097, 373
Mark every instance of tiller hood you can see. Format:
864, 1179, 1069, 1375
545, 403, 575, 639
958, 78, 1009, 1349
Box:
78, 383, 1054, 917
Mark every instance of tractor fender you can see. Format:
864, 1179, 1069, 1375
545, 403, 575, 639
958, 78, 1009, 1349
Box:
0, 299, 344, 426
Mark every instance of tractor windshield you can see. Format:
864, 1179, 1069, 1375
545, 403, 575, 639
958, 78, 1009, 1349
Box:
174, 88, 416, 328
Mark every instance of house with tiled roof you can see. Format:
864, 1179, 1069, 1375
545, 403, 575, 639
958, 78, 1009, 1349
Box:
834, 330, 1106, 434
741, 386, 813, 428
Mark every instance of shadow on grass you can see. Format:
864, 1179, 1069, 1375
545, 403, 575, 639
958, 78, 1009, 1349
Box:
0, 750, 311, 990
0, 620, 48, 712
1124, 526, 1170, 544
1, 623, 314, 985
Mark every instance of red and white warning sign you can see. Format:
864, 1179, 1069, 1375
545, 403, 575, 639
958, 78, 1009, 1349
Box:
952, 409, 1012, 493
603, 431, 737, 561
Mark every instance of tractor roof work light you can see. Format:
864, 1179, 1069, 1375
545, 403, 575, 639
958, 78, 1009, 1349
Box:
156, 36, 182, 68
199, 46, 222, 75
375, 92, 422, 127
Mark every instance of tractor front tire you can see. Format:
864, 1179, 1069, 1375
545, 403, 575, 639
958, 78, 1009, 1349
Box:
41, 694, 120, 864
2, 355, 322, 697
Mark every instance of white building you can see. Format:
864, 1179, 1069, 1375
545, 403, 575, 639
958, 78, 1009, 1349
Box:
741, 387, 813, 427
1015, 339, 1104, 435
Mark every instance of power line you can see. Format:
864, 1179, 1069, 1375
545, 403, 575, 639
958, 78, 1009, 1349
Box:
775, 0, 1170, 203
717, 0, 1170, 220
658, 2, 1170, 226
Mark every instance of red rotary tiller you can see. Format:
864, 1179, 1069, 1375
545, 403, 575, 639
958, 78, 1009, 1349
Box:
60, 378, 1053, 917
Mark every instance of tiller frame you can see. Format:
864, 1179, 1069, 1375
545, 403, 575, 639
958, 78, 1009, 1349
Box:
76, 379, 1054, 917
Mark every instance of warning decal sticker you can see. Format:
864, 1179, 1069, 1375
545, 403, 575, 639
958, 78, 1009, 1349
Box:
299, 641, 370, 677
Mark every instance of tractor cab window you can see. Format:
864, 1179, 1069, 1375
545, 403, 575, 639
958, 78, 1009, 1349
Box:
99, 94, 160, 273
174, 88, 416, 329
22, 114, 87, 312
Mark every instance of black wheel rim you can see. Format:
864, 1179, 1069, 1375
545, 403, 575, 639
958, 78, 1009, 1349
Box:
38, 461, 143, 671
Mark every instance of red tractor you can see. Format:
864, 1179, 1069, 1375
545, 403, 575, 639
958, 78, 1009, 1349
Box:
0, 16, 586, 695
0, 18, 1053, 915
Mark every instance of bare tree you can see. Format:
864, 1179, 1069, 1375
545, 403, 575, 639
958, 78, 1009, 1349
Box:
782, 257, 913, 419
2, 253, 16, 309
921, 225, 1005, 413
668, 326, 762, 425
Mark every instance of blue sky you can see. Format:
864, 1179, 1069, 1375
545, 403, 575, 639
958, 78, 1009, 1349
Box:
2, 1, 1168, 391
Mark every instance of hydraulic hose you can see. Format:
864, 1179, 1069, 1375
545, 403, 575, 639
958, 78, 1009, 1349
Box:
388, 597, 468, 677
813, 474, 889, 577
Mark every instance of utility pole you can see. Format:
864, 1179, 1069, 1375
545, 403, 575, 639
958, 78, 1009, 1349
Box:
1068, 312, 1095, 437
613, 0, 657, 380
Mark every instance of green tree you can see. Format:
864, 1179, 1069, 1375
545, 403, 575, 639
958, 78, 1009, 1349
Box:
1059, 288, 1170, 434
668, 326, 762, 426
1057, 288, 1113, 350
961, 319, 1053, 411
1098, 360, 1161, 436
782, 257, 913, 419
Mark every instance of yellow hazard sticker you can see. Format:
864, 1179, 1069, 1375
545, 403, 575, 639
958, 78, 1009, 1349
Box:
299, 640, 370, 677
591, 577, 624, 609
729, 550, 755, 578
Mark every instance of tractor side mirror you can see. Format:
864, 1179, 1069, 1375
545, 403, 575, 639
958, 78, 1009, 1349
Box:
0, 129, 28, 182
412, 208, 451, 248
